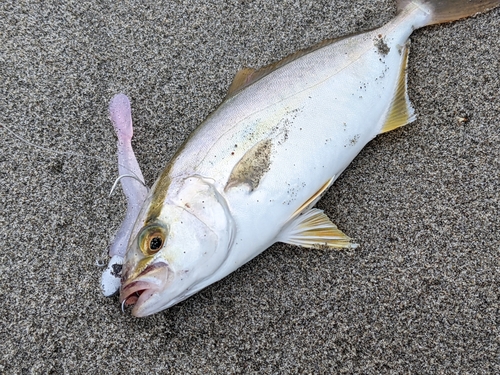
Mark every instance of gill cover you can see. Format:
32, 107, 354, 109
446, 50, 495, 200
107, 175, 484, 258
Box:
120, 175, 235, 316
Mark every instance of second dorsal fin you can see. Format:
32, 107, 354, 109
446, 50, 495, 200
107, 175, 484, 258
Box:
225, 37, 346, 99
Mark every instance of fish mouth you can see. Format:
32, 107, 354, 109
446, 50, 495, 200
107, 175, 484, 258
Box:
119, 262, 169, 315
120, 280, 151, 307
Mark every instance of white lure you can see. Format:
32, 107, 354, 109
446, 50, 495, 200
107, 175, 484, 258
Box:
101, 0, 500, 316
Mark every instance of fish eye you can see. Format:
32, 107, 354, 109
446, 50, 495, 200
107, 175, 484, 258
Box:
149, 237, 163, 250
138, 224, 167, 256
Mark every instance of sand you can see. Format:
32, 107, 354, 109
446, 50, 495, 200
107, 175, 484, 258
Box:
1, 0, 499, 373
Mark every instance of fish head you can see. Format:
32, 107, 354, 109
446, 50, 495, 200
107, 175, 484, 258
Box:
120, 175, 234, 317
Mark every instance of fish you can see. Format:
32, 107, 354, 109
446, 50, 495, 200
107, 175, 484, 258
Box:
100, 0, 500, 316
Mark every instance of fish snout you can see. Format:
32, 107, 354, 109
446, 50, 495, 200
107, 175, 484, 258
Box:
119, 262, 170, 311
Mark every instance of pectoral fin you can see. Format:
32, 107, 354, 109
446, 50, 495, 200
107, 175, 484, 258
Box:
277, 208, 358, 249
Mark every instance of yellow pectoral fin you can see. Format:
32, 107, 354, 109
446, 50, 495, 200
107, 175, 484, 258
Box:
380, 43, 416, 134
277, 208, 358, 249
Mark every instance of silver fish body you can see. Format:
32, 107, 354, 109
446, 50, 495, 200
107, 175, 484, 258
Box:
101, 0, 500, 316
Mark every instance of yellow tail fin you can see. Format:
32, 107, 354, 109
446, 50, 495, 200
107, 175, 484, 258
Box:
398, 0, 500, 26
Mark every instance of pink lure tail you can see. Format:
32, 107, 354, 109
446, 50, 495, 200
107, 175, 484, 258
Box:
101, 94, 149, 296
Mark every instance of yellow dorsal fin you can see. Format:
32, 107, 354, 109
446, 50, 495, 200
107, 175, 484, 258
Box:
225, 37, 346, 99
380, 43, 416, 133
277, 208, 358, 249
291, 176, 335, 219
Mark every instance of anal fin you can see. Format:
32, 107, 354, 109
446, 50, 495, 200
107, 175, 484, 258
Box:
277, 208, 358, 249
291, 176, 335, 219
380, 43, 416, 133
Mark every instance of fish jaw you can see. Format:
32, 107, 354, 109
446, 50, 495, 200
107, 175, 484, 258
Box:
120, 261, 172, 317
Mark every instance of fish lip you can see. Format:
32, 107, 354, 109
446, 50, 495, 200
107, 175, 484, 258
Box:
119, 261, 169, 314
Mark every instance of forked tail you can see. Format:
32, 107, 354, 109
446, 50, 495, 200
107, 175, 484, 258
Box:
398, 0, 500, 28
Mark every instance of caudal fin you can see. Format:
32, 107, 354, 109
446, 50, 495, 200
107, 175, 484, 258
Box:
398, 0, 500, 27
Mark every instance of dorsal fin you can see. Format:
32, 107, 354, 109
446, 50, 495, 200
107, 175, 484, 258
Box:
226, 67, 256, 97
225, 36, 347, 99
380, 43, 416, 133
